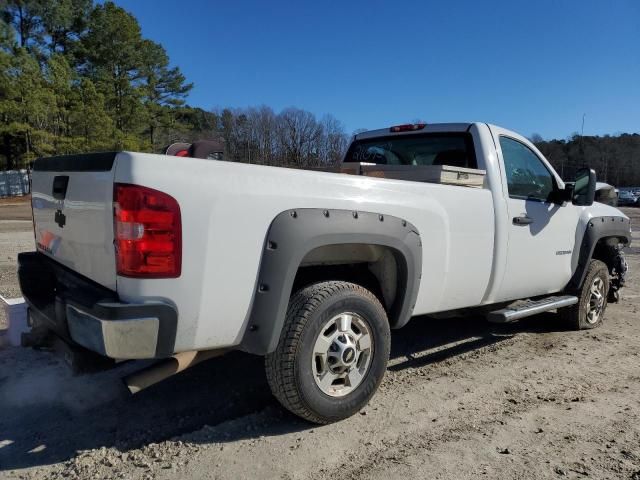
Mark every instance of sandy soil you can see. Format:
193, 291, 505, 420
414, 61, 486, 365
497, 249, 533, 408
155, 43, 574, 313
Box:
0, 196, 33, 328
0, 195, 31, 221
0, 207, 638, 480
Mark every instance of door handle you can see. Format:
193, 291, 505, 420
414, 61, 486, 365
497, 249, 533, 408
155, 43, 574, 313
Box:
513, 215, 533, 225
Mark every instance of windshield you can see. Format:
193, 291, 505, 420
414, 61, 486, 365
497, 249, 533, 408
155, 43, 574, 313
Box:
344, 133, 476, 168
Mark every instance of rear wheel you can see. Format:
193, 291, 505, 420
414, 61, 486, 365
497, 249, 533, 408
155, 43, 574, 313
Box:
561, 259, 610, 329
265, 281, 390, 424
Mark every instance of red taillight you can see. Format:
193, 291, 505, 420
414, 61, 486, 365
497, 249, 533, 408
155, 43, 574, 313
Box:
390, 123, 426, 133
114, 183, 182, 278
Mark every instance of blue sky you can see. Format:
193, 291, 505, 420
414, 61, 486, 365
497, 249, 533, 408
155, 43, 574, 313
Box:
113, 0, 639, 140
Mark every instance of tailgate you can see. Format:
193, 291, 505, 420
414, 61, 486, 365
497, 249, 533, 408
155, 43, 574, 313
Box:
31, 152, 118, 290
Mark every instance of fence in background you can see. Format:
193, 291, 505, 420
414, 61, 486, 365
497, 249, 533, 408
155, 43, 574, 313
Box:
0, 170, 30, 197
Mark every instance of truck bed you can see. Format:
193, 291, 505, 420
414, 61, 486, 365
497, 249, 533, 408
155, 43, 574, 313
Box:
113, 152, 495, 351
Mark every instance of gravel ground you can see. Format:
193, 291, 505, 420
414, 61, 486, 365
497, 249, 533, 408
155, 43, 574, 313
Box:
0, 196, 31, 221
0, 205, 638, 480
0, 196, 33, 329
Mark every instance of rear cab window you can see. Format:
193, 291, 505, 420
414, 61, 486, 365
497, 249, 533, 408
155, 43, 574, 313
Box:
344, 133, 477, 169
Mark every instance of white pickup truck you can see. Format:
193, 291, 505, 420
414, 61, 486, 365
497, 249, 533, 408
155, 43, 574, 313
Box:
18, 122, 631, 424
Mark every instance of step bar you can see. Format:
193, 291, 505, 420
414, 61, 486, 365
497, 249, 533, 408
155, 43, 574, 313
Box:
488, 295, 578, 323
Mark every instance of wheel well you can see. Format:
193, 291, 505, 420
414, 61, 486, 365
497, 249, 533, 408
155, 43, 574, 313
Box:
592, 236, 623, 273
293, 244, 407, 327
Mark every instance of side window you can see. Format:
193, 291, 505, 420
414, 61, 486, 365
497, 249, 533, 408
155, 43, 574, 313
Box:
499, 136, 555, 201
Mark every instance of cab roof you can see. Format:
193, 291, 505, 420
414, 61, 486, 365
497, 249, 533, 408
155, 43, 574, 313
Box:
354, 122, 474, 140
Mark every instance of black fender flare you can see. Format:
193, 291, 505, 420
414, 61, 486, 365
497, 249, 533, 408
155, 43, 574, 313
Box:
567, 215, 631, 290
240, 208, 422, 355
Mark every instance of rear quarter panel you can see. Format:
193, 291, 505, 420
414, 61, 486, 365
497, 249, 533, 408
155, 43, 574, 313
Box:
114, 152, 494, 352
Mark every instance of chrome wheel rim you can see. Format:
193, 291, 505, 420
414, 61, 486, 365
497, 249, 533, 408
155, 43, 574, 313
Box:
586, 277, 606, 324
312, 312, 373, 397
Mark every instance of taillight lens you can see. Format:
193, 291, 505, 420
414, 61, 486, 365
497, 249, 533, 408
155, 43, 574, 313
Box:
114, 183, 182, 278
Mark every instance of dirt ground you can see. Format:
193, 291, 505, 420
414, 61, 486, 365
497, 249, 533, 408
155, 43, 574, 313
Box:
0, 205, 638, 480
0, 196, 32, 328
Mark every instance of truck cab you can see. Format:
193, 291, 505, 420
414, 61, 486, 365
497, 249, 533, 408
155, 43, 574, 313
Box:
345, 123, 629, 305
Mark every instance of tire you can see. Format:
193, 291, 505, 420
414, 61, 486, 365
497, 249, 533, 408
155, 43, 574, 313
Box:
265, 281, 390, 424
561, 259, 610, 330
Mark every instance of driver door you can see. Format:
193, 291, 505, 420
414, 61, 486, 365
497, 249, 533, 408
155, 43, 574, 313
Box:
492, 130, 580, 302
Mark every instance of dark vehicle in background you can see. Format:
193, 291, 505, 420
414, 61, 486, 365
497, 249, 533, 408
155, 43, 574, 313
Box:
618, 190, 639, 206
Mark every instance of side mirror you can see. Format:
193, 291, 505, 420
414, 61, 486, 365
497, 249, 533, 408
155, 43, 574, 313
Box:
572, 168, 596, 206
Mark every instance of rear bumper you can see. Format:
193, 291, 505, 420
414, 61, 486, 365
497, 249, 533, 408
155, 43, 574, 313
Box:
17, 252, 177, 359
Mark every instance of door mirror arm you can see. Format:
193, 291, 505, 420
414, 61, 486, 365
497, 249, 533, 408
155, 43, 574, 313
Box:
572, 168, 597, 206
549, 183, 573, 204
564, 183, 574, 202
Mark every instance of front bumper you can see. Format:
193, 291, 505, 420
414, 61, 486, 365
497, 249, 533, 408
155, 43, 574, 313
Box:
17, 252, 177, 359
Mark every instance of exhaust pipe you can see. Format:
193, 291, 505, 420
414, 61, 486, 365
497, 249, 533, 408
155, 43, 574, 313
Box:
124, 349, 227, 394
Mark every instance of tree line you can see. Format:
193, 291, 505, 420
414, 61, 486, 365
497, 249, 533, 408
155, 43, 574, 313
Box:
212, 106, 348, 167
0, 0, 349, 170
533, 133, 640, 187
1, 1, 638, 183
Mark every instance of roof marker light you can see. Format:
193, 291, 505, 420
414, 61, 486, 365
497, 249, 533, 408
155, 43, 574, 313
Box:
390, 123, 427, 133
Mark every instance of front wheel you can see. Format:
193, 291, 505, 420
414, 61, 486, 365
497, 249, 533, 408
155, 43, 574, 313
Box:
561, 259, 610, 329
265, 281, 390, 424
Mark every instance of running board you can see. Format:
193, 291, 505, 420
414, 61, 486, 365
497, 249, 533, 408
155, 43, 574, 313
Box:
488, 295, 579, 323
